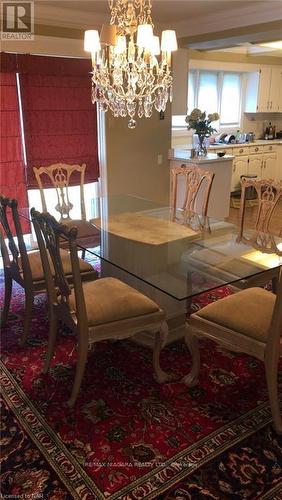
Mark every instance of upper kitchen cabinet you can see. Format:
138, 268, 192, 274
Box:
245, 66, 282, 113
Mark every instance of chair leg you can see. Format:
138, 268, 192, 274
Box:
43, 306, 58, 374
67, 337, 88, 408
1, 273, 12, 327
20, 291, 34, 346
153, 321, 171, 383
265, 356, 282, 434
182, 332, 200, 386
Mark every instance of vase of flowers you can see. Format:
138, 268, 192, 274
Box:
185, 108, 219, 157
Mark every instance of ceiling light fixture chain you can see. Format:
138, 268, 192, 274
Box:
84, 0, 177, 128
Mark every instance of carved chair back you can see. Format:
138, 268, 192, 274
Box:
171, 165, 214, 215
33, 163, 87, 221
0, 195, 32, 286
237, 178, 282, 255
31, 209, 88, 328
171, 165, 214, 229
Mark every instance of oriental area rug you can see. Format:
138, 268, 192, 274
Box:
0, 263, 281, 500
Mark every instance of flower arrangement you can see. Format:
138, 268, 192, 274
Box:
185, 108, 220, 156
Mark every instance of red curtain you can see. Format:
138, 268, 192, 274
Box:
0, 68, 30, 234
19, 55, 100, 188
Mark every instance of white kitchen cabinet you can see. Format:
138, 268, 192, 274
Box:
269, 68, 282, 112
231, 155, 249, 191
257, 67, 272, 112
248, 154, 263, 177
262, 153, 277, 179
245, 66, 282, 113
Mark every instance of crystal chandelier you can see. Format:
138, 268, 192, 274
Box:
84, 0, 177, 128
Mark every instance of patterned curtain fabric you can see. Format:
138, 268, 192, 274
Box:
0, 63, 30, 234
19, 55, 100, 189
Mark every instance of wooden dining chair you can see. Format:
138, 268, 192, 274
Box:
31, 208, 170, 407
183, 267, 282, 434
33, 163, 100, 254
0, 196, 98, 345
171, 165, 214, 231
236, 177, 282, 291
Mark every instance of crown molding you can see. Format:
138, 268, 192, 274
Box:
33, 1, 282, 41
172, 3, 282, 39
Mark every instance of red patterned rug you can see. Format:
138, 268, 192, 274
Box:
1, 264, 281, 499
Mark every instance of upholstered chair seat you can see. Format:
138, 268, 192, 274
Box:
195, 287, 275, 342
0, 195, 98, 346
31, 209, 170, 408
21, 249, 97, 282
61, 219, 98, 239
183, 270, 282, 434
69, 277, 159, 327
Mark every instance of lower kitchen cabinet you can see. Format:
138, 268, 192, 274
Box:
218, 145, 280, 192
263, 153, 277, 179
231, 155, 248, 191
248, 154, 263, 177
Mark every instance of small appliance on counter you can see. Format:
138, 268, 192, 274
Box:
263, 122, 276, 140
276, 130, 282, 139
223, 134, 236, 144
246, 132, 255, 142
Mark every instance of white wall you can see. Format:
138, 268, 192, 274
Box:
105, 109, 171, 204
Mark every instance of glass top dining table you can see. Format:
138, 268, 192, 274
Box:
20, 194, 282, 303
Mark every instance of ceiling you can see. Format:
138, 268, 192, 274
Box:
35, 0, 282, 55
38, 0, 250, 25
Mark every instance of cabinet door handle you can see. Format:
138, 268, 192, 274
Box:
270, 101, 272, 109
239, 148, 243, 153
255, 147, 259, 152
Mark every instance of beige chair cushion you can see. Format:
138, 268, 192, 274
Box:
193, 287, 276, 342
25, 249, 96, 282
61, 219, 100, 239
69, 277, 160, 327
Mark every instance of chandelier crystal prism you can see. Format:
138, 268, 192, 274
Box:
84, 0, 177, 128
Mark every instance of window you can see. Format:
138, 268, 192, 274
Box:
220, 73, 241, 126
172, 69, 243, 129
197, 71, 219, 116
188, 69, 242, 128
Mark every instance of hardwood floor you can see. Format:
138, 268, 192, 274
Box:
227, 200, 282, 235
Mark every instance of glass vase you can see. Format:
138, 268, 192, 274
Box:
196, 134, 208, 157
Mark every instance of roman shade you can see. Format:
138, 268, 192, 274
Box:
18, 54, 100, 188
0, 53, 29, 233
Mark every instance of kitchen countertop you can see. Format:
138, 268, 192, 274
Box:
175, 140, 282, 151
209, 139, 282, 148
169, 150, 234, 163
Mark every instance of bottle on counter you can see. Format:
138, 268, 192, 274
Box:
235, 130, 240, 143
264, 123, 269, 140
273, 125, 276, 139
268, 122, 274, 140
